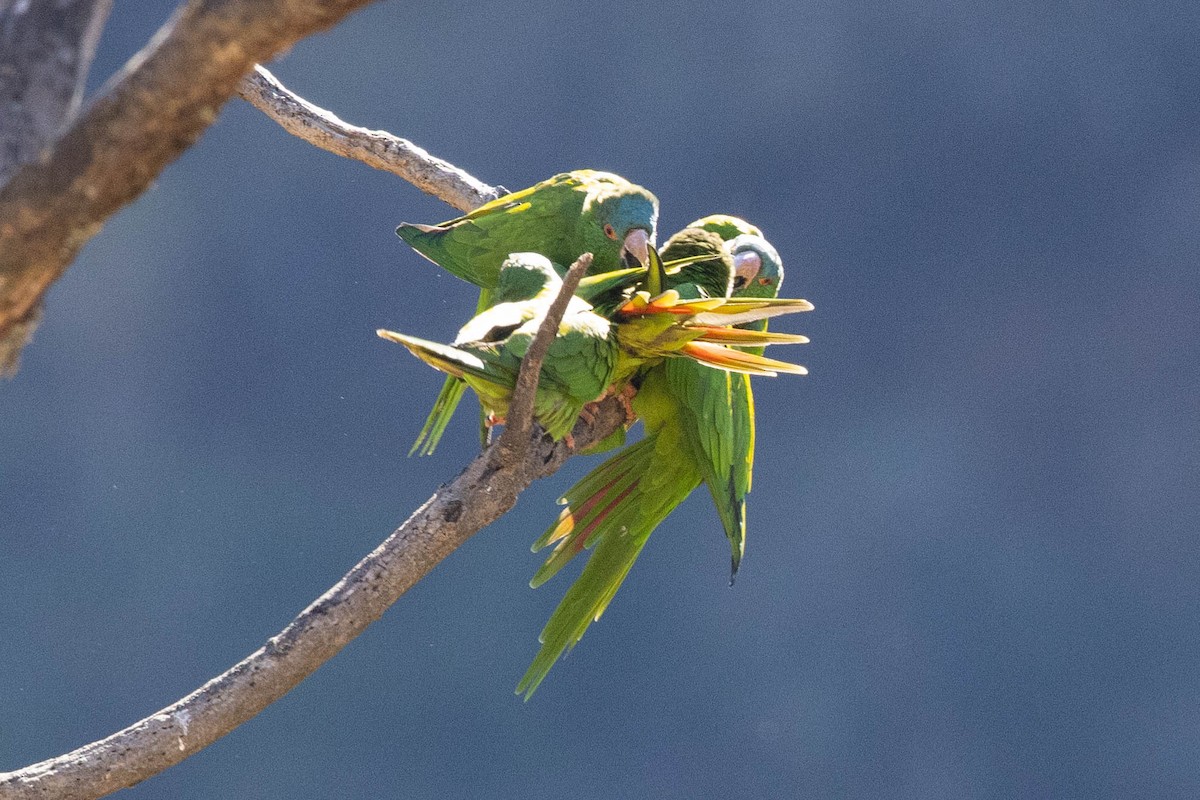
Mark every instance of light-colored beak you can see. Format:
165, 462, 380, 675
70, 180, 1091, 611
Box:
732, 251, 763, 286
622, 228, 650, 269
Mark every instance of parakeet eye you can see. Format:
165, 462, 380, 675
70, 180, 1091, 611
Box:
604, 224, 618, 240
757, 277, 773, 286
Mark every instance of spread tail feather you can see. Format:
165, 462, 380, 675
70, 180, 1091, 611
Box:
520, 434, 696, 698
377, 330, 502, 389
688, 326, 810, 346
517, 527, 650, 700
617, 292, 813, 327
409, 377, 468, 456
530, 437, 658, 585
679, 341, 809, 376
408, 289, 494, 457
685, 297, 814, 327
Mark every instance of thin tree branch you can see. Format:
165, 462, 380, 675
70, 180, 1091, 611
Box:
497, 253, 593, 460
0, 398, 628, 800
236, 65, 504, 213
0, 0, 384, 373
0, 31, 625, 800
0, 15, 623, 798
0, 0, 113, 374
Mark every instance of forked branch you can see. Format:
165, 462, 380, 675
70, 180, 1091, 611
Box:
0, 0, 383, 372
0, 54, 625, 800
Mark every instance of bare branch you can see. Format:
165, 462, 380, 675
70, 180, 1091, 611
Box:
498, 253, 594, 459
0, 15, 616, 799
0, 0, 112, 185
0, 0, 384, 372
0, 398, 628, 800
236, 65, 504, 213
0, 0, 112, 373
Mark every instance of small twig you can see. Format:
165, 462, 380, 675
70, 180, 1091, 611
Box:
236, 65, 503, 213
497, 253, 593, 459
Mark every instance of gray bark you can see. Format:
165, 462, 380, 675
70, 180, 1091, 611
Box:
0, 0, 112, 373
0, 0, 383, 375
0, 0, 111, 185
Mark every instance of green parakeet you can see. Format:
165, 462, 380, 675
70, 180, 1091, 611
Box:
397, 170, 659, 286
396, 170, 659, 455
516, 217, 800, 698
378, 253, 617, 441
379, 251, 807, 444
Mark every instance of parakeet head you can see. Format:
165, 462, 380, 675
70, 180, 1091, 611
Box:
727, 233, 784, 298
688, 214, 763, 241
660, 227, 734, 298
581, 180, 659, 272
492, 252, 561, 304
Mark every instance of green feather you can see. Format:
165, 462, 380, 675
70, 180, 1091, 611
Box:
396, 170, 658, 288
398, 170, 658, 454
517, 417, 696, 699
409, 288, 493, 456
518, 219, 808, 696
382, 254, 619, 442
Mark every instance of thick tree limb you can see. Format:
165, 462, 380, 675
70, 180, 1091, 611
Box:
0, 29, 628, 800
0, 397, 627, 800
0, 0, 112, 373
0, 0, 112, 185
0, 0, 384, 373
236, 65, 504, 213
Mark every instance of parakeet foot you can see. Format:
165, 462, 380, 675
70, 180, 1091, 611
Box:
577, 405, 597, 426
617, 382, 639, 425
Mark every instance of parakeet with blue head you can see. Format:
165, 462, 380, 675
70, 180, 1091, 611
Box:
397, 170, 659, 455
380, 249, 807, 446
516, 217, 801, 698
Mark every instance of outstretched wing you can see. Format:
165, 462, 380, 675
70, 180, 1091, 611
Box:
519, 426, 697, 699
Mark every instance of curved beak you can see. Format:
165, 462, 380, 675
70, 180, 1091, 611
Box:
621, 228, 651, 270
732, 250, 763, 289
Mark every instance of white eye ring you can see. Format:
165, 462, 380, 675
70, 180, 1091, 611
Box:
732, 250, 762, 288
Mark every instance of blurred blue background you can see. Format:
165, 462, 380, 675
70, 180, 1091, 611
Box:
4, 1, 1200, 797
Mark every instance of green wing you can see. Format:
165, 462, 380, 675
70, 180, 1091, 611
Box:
663, 356, 750, 579
409, 376, 469, 457
514, 312, 616, 440
409, 252, 572, 455
395, 173, 586, 288
543, 323, 616, 404
518, 419, 699, 699
383, 290, 616, 444
676, 225, 787, 577
377, 330, 515, 390
396, 200, 565, 288
409, 287, 494, 456
438, 173, 582, 225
